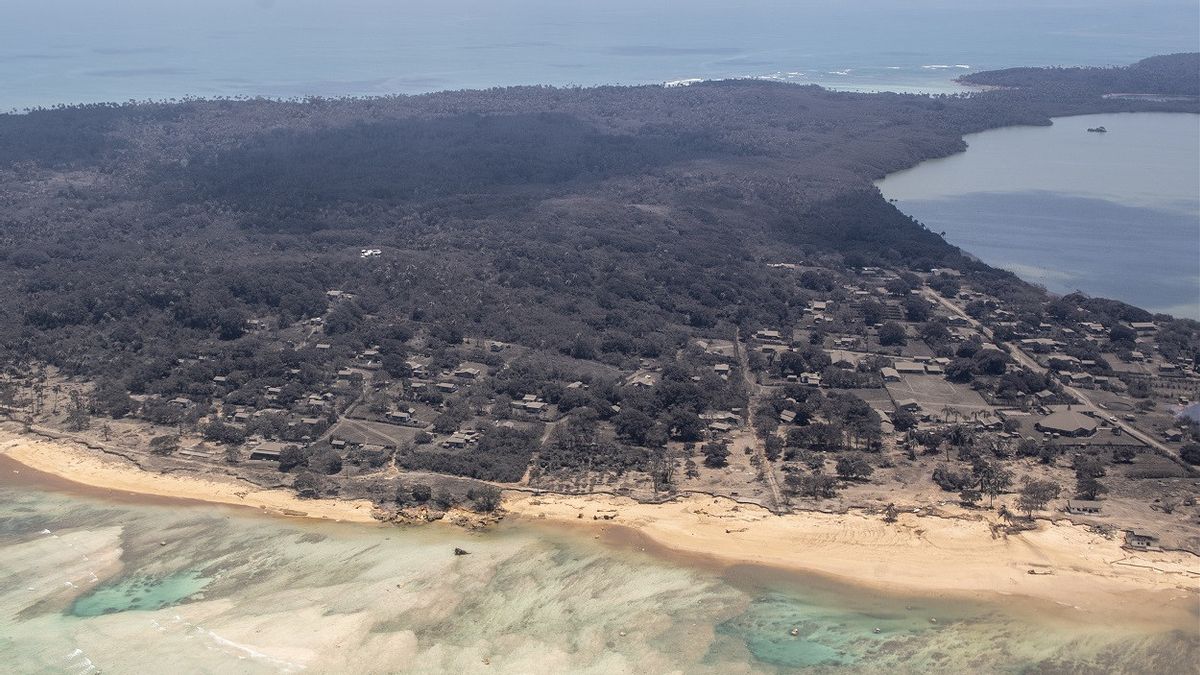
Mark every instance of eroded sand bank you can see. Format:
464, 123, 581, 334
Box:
504, 491, 1199, 626
0, 431, 377, 523
3, 427, 1197, 628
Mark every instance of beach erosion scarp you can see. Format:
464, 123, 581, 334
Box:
503, 491, 1200, 629
1, 426, 1197, 632
0, 429, 378, 523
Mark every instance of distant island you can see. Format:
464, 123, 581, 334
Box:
0, 55, 1197, 595
1086, 126, 1108, 133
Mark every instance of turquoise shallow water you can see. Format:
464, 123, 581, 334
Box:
0, 466, 1197, 673
70, 570, 212, 617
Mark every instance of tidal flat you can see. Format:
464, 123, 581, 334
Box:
2, 464, 1196, 674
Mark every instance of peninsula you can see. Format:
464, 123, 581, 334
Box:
1, 55, 1197, 608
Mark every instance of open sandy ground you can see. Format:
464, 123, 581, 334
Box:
0, 430, 377, 523
504, 491, 1200, 627
3, 428, 1197, 627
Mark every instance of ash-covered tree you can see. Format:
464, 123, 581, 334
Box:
878, 322, 906, 346
149, 434, 179, 456
1017, 479, 1061, 518
1075, 474, 1108, 500
835, 453, 873, 480
1112, 447, 1137, 464
469, 484, 502, 512
277, 445, 306, 472
293, 472, 323, 499
65, 390, 90, 432
974, 460, 1013, 507
702, 440, 731, 469
614, 408, 655, 446
411, 483, 433, 503
786, 470, 839, 499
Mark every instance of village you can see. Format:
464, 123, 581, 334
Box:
2, 258, 1198, 551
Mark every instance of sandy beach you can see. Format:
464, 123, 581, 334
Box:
3, 428, 1197, 626
505, 491, 1200, 626
0, 430, 378, 523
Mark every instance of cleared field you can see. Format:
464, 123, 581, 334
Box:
885, 375, 990, 415
329, 418, 420, 447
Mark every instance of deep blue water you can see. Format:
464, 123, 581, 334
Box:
903, 191, 1199, 316
3, 0, 1199, 109
879, 113, 1200, 318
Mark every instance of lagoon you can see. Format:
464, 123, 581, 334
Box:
1, 464, 1196, 673
878, 113, 1200, 318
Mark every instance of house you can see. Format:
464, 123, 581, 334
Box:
1066, 500, 1103, 515
386, 410, 412, 424
1125, 530, 1159, 549
444, 433, 470, 449
880, 367, 901, 382
1130, 322, 1157, 335
454, 367, 482, 380
799, 372, 822, 387
169, 397, 192, 408
779, 410, 797, 424
1036, 410, 1098, 437
895, 399, 920, 412
436, 382, 458, 393
212, 376, 228, 384
708, 421, 733, 434
755, 329, 784, 342
713, 363, 732, 375
894, 361, 925, 375
249, 443, 285, 462
701, 411, 740, 425
626, 373, 656, 388
1020, 338, 1061, 353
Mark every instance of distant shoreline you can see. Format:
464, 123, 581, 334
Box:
5, 427, 1195, 631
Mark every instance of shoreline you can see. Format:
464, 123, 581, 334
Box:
503, 491, 1200, 628
3, 429, 1198, 627
0, 430, 378, 524
875, 111, 1200, 319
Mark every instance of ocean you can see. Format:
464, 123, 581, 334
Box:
1, 466, 1196, 673
3, 0, 1199, 110
877, 112, 1200, 319
4, 1, 1198, 315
